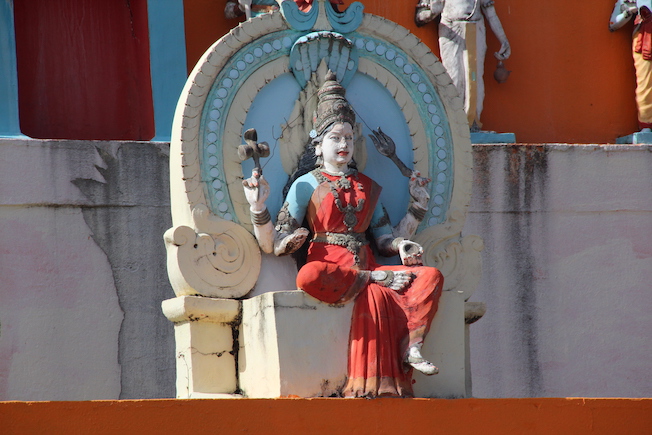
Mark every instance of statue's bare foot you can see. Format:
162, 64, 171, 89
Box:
406, 344, 438, 376
370, 270, 414, 291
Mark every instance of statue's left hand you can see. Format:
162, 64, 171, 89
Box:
494, 40, 511, 61
398, 239, 424, 266
409, 170, 430, 208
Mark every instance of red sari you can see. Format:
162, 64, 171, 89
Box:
295, 170, 443, 398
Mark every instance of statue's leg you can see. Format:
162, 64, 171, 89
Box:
380, 265, 443, 376
474, 19, 487, 127
439, 20, 467, 105
296, 261, 369, 304
397, 266, 444, 349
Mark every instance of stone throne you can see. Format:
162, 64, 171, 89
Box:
163, 0, 484, 399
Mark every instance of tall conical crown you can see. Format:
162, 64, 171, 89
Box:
312, 71, 356, 137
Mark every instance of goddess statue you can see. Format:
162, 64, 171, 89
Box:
610, 1, 652, 132
242, 72, 444, 398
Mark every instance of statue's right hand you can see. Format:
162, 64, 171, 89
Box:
242, 171, 270, 212
274, 227, 309, 256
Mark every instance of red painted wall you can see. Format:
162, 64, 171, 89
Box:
2, 398, 651, 434
183, 0, 637, 144
14, 0, 155, 140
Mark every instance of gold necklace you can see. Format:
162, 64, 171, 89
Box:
312, 169, 365, 232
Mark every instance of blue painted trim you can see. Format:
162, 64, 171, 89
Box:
200, 31, 298, 222
280, 0, 318, 31
470, 131, 516, 144
0, 0, 27, 138
326, 1, 364, 33
147, 0, 188, 142
616, 132, 652, 144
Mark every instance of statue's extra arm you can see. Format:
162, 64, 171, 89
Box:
415, 0, 445, 26
481, 0, 511, 60
271, 176, 313, 256
393, 171, 430, 240
609, 0, 637, 31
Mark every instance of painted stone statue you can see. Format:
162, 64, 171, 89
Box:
610, 0, 652, 132
242, 71, 444, 398
225, 0, 343, 20
415, 0, 511, 131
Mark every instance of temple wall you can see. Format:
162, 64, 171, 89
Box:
0, 139, 176, 400
0, 139, 650, 401
466, 144, 652, 398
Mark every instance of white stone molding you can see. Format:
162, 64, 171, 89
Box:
162, 296, 241, 398
165, 204, 261, 298
168, 13, 290, 297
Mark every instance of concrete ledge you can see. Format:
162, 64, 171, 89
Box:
1, 398, 650, 434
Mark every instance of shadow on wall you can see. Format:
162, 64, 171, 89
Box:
72, 143, 176, 399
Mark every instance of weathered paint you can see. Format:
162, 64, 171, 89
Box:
467, 144, 652, 398
1, 398, 651, 434
72, 143, 176, 399
0, 139, 175, 400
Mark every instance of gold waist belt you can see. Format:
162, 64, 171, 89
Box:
312, 232, 369, 265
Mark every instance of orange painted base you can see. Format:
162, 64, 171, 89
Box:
1, 398, 650, 434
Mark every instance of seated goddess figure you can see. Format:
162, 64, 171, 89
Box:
242, 71, 444, 398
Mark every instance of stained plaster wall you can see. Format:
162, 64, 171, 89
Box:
0, 138, 175, 400
0, 139, 650, 400
467, 144, 652, 398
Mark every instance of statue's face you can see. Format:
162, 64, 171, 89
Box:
317, 122, 355, 173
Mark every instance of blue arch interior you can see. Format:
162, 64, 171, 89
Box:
200, 27, 454, 229
242, 72, 411, 225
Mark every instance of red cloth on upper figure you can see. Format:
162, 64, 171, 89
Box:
294, 0, 344, 13
296, 171, 444, 398
635, 7, 652, 60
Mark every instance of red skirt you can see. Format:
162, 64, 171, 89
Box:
297, 251, 443, 398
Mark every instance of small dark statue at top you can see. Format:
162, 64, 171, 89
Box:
242, 71, 444, 398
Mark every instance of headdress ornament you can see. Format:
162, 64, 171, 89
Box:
312, 70, 356, 137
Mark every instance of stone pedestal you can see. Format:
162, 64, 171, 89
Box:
239, 291, 353, 398
162, 296, 241, 398
238, 290, 470, 398
413, 290, 467, 398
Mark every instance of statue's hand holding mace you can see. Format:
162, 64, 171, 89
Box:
238, 128, 270, 200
